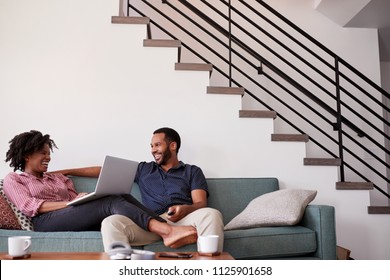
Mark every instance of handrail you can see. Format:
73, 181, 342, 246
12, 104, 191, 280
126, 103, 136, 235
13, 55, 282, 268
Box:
126, 0, 390, 199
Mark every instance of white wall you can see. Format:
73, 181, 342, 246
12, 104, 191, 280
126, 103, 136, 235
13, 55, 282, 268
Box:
314, 0, 371, 27
381, 61, 390, 204
0, 0, 389, 259
265, 0, 381, 82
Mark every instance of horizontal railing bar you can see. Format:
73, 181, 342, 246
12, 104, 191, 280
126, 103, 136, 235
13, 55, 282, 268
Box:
224, 0, 390, 144
176, 0, 368, 138
339, 85, 390, 129
176, 0, 390, 153
262, 72, 334, 127
254, 0, 390, 104
252, 0, 336, 63
224, 11, 387, 142
342, 131, 390, 169
230, 23, 337, 105
228, 0, 336, 86
338, 57, 390, 100
241, 0, 335, 71
260, 59, 367, 137
339, 73, 390, 114
342, 160, 390, 199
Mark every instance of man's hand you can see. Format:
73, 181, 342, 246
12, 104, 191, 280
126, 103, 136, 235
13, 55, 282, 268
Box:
167, 189, 208, 223
167, 205, 190, 223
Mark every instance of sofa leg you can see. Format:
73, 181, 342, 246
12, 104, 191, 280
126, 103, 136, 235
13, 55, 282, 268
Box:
337, 246, 352, 260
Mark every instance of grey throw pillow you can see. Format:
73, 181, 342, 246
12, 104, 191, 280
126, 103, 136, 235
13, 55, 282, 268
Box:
224, 189, 317, 230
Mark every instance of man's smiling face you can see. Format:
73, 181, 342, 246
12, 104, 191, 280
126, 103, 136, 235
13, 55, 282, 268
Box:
151, 133, 172, 166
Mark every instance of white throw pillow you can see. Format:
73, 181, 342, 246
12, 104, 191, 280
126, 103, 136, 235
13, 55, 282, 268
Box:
224, 189, 317, 230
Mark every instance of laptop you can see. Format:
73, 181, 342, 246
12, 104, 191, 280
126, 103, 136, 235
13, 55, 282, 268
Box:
67, 155, 139, 206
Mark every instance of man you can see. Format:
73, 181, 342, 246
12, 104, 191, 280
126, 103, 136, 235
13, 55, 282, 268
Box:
101, 127, 224, 251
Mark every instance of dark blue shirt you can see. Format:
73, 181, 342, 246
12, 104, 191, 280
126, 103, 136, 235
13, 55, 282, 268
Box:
135, 161, 208, 215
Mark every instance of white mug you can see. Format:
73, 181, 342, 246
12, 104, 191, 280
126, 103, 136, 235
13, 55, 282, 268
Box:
197, 235, 219, 254
131, 249, 156, 260
8, 236, 32, 257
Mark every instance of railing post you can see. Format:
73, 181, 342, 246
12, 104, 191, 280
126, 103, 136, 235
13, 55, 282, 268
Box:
126, 0, 130, 17
228, 0, 232, 87
119, 0, 125, 17
335, 57, 345, 182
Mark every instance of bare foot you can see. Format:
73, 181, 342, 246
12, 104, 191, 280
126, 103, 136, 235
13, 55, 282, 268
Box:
162, 225, 198, 248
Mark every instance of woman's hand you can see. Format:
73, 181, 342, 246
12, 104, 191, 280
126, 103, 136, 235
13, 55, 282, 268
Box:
38, 193, 89, 214
74, 192, 89, 200
38, 201, 69, 213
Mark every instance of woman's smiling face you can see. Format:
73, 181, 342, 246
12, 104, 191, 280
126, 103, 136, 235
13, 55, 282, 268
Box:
24, 143, 51, 177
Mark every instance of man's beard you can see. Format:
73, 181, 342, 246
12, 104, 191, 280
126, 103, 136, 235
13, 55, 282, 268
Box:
156, 149, 172, 166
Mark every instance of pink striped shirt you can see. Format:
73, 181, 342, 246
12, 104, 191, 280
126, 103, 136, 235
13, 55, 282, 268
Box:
3, 172, 78, 217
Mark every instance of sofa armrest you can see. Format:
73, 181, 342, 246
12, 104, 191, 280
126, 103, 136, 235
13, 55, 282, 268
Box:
299, 205, 337, 259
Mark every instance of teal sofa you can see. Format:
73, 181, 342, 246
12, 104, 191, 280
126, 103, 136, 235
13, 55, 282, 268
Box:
0, 177, 336, 259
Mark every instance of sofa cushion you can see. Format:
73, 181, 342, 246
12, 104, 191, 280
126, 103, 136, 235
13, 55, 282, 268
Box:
224, 189, 317, 230
0, 229, 104, 252
0, 187, 33, 231
141, 226, 317, 259
0, 193, 21, 230
223, 226, 317, 259
69, 176, 98, 193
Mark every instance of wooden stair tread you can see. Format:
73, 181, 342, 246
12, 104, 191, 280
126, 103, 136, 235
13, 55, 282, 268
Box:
143, 39, 181, 48
175, 63, 213, 71
271, 134, 309, 142
368, 206, 390, 214
303, 158, 341, 166
207, 86, 245, 96
111, 16, 150, 25
336, 181, 374, 190
239, 110, 277, 119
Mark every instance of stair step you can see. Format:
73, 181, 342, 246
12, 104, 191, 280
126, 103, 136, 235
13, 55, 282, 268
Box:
336, 181, 374, 190
239, 110, 277, 119
111, 16, 150, 25
175, 63, 213, 72
271, 134, 309, 142
207, 86, 245, 96
303, 158, 342, 166
368, 206, 390, 214
143, 39, 181, 48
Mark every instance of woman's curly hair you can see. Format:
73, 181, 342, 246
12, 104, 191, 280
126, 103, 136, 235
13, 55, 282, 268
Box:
5, 130, 57, 172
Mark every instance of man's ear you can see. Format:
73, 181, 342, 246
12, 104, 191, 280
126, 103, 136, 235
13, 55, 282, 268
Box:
170, 141, 177, 152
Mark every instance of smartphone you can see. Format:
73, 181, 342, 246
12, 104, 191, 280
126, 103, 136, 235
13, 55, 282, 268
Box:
159, 252, 193, 258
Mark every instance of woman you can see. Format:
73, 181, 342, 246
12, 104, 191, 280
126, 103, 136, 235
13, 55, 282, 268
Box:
3, 130, 197, 248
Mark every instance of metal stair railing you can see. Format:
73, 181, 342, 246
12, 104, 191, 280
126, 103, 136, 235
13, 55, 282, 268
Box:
126, 0, 390, 199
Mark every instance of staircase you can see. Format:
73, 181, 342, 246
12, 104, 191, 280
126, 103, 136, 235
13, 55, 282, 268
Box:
114, 1, 390, 214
